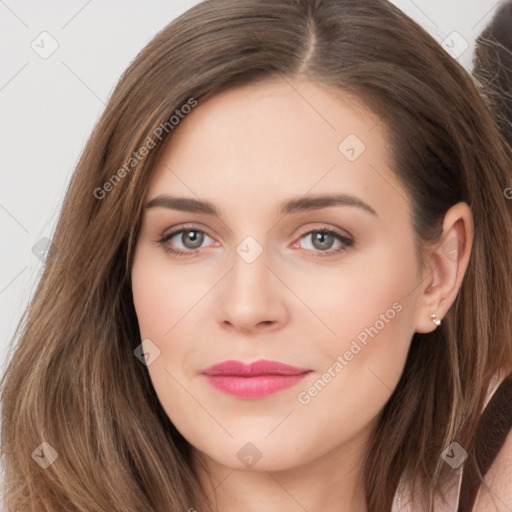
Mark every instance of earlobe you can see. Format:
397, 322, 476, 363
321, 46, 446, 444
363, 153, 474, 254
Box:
430, 313, 441, 326
413, 202, 474, 334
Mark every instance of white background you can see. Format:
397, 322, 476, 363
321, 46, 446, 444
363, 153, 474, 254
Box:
0, 0, 505, 377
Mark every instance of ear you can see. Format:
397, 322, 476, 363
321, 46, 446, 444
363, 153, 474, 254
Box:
414, 202, 474, 334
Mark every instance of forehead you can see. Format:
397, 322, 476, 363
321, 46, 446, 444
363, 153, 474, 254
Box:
146, 78, 410, 223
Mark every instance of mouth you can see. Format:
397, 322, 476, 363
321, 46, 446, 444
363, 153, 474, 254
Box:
201, 359, 313, 399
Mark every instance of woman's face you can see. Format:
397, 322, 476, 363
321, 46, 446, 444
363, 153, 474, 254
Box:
131, 78, 428, 473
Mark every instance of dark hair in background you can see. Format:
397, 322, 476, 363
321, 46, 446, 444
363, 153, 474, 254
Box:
473, 1, 512, 143
1, 1, 512, 511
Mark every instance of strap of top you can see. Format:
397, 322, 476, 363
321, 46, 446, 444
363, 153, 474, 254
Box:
457, 372, 512, 512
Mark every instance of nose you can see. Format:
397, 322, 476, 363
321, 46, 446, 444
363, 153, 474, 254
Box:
215, 244, 288, 333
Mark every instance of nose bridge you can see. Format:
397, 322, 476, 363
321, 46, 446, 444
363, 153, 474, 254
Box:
230, 234, 270, 296
216, 232, 285, 330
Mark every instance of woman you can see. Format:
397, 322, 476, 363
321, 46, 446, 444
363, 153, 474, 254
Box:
1, 0, 511, 511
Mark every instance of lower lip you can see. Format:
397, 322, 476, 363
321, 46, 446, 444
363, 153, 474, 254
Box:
204, 373, 311, 399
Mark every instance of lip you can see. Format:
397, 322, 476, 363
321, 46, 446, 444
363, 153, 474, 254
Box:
201, 359, 312, 399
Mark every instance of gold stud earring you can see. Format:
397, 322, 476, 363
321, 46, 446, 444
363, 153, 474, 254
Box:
430, 313, 441, 326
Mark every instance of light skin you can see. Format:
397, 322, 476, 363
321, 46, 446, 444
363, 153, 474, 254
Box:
130, 78, 474, 512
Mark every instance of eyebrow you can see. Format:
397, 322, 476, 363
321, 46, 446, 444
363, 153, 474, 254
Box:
145, 193, 378, 217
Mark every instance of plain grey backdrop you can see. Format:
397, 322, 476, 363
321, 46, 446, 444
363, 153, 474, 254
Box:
0, 0, 504, 384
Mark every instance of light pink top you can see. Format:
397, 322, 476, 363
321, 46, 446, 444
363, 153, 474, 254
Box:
391, 372, 504, 511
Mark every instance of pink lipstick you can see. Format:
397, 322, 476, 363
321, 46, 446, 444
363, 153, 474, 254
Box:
201, 359, 312, 399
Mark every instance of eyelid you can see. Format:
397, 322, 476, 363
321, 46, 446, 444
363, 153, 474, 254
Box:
293, 223, 353, 241
159, 222, 217, 241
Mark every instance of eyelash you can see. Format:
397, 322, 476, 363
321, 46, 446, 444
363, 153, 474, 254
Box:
156, 225, 354, 258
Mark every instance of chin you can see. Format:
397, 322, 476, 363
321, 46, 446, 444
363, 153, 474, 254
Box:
191, 434, 309, 472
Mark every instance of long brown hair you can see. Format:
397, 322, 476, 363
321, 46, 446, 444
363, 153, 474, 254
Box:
473, 0, 512, 143
2, 1, 512, 510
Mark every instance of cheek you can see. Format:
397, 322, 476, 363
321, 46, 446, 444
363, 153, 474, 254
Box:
130, 248, 203, 428
131, 247, 204, 340
130, 245, 218, 390
302, 241, 417, 354
291, 290, 414, 457
297, 243, 417, 410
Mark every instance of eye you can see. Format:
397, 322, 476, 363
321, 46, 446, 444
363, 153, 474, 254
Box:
156, 226, 217, 257
156, 225, 354, 258
292, 228, 354, 258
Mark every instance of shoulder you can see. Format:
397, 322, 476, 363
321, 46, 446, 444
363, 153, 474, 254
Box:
471, 371, 512, 511
472, 428, 512, 511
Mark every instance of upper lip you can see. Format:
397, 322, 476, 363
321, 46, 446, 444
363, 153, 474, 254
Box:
201, 359, 312, 377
